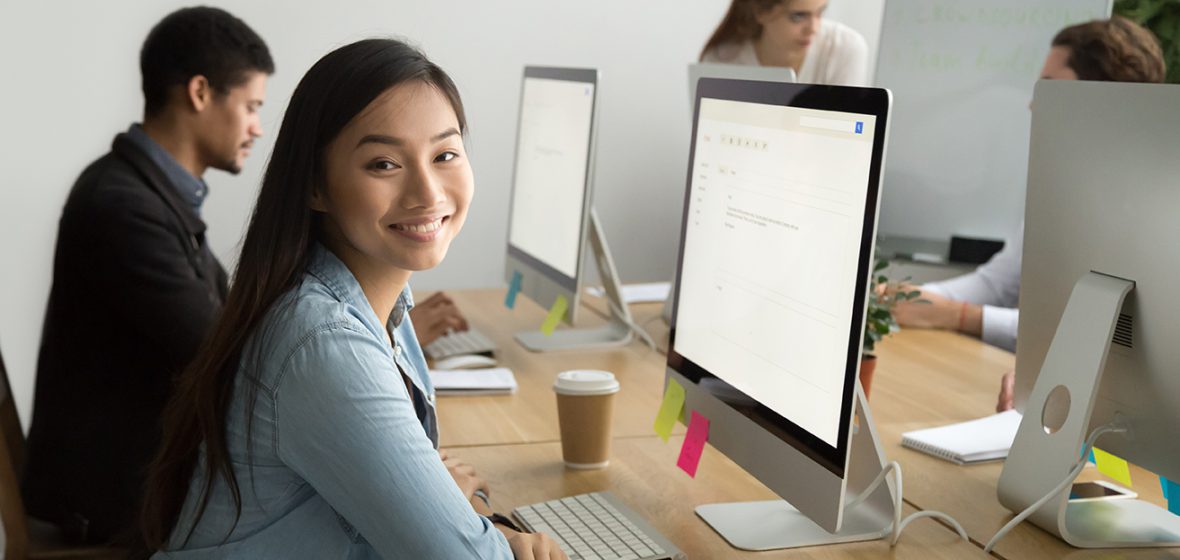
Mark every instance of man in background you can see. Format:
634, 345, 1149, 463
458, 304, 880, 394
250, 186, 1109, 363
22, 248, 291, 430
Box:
22, 6, 273, 544
894, 16, 1166, 356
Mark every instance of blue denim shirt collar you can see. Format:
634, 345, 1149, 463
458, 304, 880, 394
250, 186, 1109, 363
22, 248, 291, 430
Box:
125, 123, 209, 216
305, 243, 415, 330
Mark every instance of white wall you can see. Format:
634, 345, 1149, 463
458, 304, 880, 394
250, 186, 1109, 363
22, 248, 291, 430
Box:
0, 1, 735, 427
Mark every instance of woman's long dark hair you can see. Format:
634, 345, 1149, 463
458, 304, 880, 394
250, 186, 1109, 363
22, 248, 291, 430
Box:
700, 0, 787, 61
137, 38, 467, 553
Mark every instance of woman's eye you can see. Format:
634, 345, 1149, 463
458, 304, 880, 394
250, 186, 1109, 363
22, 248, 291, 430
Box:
435, 151, 459, 163
370, 160, 399, 171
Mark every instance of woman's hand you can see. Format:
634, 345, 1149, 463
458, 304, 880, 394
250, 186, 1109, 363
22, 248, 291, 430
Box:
439, 448, 488, 502
498, 527, 568, 560
409, 292, 469, 347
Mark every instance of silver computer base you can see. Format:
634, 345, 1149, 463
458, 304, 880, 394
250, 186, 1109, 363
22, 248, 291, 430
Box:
696, 384, 895, 550
998, 272, 1180, 548
516, 209, 635, 352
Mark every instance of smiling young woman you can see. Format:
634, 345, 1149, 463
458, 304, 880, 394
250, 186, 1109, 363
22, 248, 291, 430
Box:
134, 39, 564, 560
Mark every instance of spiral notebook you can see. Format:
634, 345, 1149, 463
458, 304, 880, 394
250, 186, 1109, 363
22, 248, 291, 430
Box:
901, 410, 1022, 465
429, 367, 518, 396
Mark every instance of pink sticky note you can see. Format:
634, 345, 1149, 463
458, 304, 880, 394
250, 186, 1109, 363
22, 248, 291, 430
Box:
677, 410, 710, 478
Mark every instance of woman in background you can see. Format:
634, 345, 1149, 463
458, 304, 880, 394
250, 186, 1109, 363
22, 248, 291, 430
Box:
701, 0, 869, 85
137, 38, 564, 559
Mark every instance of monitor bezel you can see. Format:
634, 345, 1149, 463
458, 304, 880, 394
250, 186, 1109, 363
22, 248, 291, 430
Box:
505, 65, 599, 294
667, 78, 890, 476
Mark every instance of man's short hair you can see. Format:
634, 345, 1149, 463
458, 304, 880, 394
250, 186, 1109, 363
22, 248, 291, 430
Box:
140, 6, 275, 117
1053, 16, 1166, 84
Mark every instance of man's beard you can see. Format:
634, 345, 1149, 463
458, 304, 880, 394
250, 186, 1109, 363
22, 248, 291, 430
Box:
212, 157, 243, 175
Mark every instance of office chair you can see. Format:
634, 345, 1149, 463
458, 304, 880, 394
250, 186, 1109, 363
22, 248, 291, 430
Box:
0, 344, 125, 559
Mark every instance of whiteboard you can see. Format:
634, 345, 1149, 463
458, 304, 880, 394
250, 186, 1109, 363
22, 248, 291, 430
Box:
874, 0, 1111, 242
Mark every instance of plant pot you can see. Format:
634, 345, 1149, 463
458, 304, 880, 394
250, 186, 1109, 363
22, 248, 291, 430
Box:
859, 355, 877, 399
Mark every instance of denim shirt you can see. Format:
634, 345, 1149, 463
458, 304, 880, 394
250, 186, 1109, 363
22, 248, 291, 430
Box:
155, 245, 511, 559
125, 124, 209, 216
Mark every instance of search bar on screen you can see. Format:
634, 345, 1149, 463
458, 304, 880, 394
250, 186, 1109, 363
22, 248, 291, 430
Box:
800, 116, 859, 133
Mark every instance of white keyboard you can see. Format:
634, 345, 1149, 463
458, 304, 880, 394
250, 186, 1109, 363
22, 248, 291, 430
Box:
424, 328, 496, 360
512, 492, 684, 560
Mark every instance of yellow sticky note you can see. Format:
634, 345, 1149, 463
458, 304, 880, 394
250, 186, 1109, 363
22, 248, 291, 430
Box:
1093, 447, 1133, 488
540, 295, 568, 336
653, 379, 686, 442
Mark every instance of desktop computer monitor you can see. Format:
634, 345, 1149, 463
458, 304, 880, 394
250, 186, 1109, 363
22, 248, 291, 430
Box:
665, 77, 893, 549
998, 80, 1180, 547
504, 66, 632, 352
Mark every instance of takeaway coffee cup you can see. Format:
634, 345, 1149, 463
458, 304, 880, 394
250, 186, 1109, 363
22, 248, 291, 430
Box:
553, 370, 620, 469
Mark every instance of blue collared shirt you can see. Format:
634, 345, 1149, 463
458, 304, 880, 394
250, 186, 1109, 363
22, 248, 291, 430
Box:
155, 245, 511, 559
125, 124, 209, 216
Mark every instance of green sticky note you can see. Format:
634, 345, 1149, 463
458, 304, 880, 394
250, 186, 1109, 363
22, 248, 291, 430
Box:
654, 379, 686, 442
1093, 447, 1133, 488
540, 295, 568, 336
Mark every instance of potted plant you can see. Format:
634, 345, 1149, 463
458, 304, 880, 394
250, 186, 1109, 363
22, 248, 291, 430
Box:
861, 256, 921, 398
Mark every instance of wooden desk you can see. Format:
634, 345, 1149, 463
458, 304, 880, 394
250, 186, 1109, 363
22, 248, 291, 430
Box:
448, 289, 1180, 558
432, 290, 679, 447
457, 436, 983, 559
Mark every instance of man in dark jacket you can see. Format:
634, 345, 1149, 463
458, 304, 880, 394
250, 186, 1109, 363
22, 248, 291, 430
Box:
22, 7, 273, 544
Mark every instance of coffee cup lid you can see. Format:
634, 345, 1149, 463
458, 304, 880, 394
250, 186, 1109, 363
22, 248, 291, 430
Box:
553, 370, 620, 396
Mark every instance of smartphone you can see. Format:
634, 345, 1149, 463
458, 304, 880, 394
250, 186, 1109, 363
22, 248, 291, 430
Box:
1068, 480, 1137, 502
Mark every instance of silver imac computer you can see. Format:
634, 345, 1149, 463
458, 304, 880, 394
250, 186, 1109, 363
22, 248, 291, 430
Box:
504, 66, 633, 352
667, 77, 900, 549
998, 80, 1180, 548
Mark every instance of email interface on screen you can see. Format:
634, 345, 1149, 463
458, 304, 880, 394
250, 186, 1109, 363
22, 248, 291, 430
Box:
675, 98, 876, 447
508, 77, 595, 279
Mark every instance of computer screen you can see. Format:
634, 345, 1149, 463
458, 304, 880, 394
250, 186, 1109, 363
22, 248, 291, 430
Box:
666, 78, 890, 536
674, 94, 878, 449
507, 74, 595, 280
505, 66, 635, 352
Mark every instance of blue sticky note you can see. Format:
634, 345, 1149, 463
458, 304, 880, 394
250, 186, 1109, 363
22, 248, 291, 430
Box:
1088, 449, 1096, 464
505, 270, 522, 309
855, 121, 864, 134
1163, 477, 1180, 516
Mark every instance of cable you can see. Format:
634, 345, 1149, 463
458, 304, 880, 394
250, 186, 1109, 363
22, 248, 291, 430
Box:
641, 314, 669, 353
983, 422, 1127, 554
603, 296, 658, 352
843, 460, 968, 546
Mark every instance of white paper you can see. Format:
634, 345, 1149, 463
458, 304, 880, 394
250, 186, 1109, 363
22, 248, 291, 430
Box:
586, 282, 671, 304
429, 367, 518, 396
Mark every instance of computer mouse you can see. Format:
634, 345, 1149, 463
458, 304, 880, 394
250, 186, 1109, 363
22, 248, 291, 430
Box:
433, 354, 498, 370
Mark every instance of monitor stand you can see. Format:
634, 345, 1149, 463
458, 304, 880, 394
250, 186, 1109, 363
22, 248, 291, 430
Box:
998, 272, 1180, 548
696, 383, 896, 549
515, 208, 634, 352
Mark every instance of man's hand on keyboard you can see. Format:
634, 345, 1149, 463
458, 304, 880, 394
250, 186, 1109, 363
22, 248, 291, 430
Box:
410, 291, 469, 347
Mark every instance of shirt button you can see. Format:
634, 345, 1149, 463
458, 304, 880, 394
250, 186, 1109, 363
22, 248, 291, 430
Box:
394, 346, 402, 357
